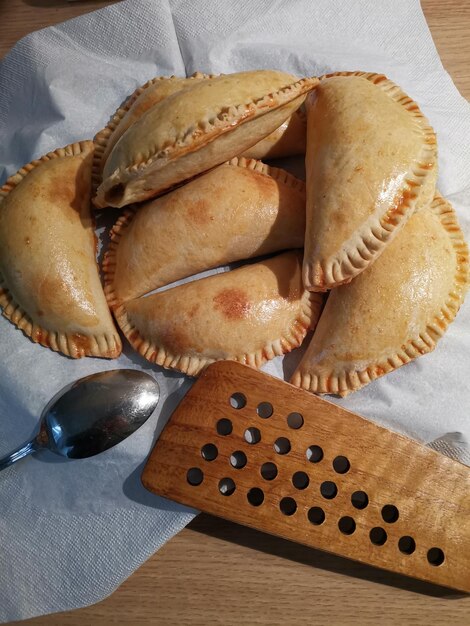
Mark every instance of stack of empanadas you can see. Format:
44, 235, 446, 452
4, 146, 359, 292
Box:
0, 68, 467, 396
294, 72, 468, 395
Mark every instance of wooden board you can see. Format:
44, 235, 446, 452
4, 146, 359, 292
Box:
142, 361, 470, 593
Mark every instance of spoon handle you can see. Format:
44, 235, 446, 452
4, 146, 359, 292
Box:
0, 440, 39, 472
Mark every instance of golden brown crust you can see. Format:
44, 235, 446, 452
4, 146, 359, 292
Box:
102, 156, 306, 307
303, 71, 437, 292
0, 141, 122, 359
113, 251, 324, 376
94, 71, 319, 208
292, 193, 469, 396
241, 106, 307, 159
92, 72, 216, 192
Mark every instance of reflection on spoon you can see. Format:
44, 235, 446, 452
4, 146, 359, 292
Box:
0, 369, 160, 472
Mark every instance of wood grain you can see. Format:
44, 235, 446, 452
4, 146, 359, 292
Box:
2, 1, 470, 624
143, 361, 470, 592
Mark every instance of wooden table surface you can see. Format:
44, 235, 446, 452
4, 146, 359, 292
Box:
1, 1, 469, 624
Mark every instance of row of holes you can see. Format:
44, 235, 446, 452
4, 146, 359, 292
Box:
187, 468, 444, 566
227, 397, 306, 428
205, 438, 349, 474
188, 466, 389, 515
215, 421, 349, 473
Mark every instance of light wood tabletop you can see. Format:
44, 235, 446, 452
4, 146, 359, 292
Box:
2, 1, 470, 624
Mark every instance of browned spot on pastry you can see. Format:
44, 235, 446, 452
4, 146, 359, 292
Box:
213, 288, 251, 320
25, 236, 31, 245
160, 324, 191, 353
34, 328, 44, 344
48, 174, 77, 208
372, 75, 387, 84
188, 303, 200, 319
36, 309, 44, 317
187, 198, 214, 225
71, 333, 92, 354
383, 189, 415, 224
373, 365, 385, 377
129, 330, 140, 343
419, 161, 435, 170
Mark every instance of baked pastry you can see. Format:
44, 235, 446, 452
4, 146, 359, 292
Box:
113, 250, 324, 376
0, 141, 121, 359
241, 108, 306, 159
104, 157, 306, 305
303, 71, 437, 292
93, 73, 213, 189
93, 73, 306, 190
94, 70, 318, 208
291, 194, 469, 396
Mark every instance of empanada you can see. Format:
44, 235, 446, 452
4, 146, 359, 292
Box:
93, 73, 213, 189
291, 194, 469, 396
241, 108, 306, 160
104, 157, 306, 306
93, 73, 306, 191
94, 70, 318, 208
114, 250, 324, 376
303, 71, 437, 292
0, 141, 121, 358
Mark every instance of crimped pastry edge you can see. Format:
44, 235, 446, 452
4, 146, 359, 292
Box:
293, 193, 469, 396
303, 70, 437, 292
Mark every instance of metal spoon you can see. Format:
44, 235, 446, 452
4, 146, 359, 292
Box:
0, 369, 160, 472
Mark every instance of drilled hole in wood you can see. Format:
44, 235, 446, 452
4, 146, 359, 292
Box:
244, 427, 261, 444
279, 497, 297, 516
307, 507, 325, 525
218, 477, 236, 496
216, 418, 232, 436
381, 504, 399, 523
201, 443, 218, 461
427, 547, 445, 566
332, 455, 350, 474
292, 471, 309, 490
287, 412, 304, 429
187, 467, 203, 486
398, 536, 416, 555
306, 445, 323, 463
338, 516, 356, 535
320, 481, 337, 499
274, 437, 291, 455
257, 402, 273, 418
230, 392, 246, 409
260, 462, 278, 481
370, 527, 387, 546
351, 490, 369, 509
247, 487, 264, 507
230, 451, 247, 469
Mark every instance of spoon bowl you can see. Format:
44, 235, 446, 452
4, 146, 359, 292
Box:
0, 369, 160, 471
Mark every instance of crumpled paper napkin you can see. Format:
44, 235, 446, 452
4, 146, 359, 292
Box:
0, 0, 469, 621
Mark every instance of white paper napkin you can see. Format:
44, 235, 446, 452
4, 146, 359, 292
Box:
0, 0, 469, 621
